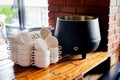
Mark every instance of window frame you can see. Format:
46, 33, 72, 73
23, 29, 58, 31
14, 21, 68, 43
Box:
18, 0, 25, 30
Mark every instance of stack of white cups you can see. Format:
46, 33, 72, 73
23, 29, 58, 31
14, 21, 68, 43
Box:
0, 40, 15, 80
8, 27, 60, 68
8, 31, 33, 67
17, 44, 32, 67
45, 35, 59, 64
0, 15, 15, 80
40, 27, 60, 64
16, 31, 33, 67
7, 34, 18, 63
34, 38, 50, 68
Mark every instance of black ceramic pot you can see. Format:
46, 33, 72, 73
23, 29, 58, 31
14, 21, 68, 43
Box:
54, 16, 101, 59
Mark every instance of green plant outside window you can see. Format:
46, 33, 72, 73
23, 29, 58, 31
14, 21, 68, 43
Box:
0, 5, 18, 23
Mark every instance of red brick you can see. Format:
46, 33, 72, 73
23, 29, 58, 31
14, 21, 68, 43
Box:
66, 0, 84, 6
98, 7, 109, 14
109, 52, 119, 66
108, 29, 115, 37
55, 13, 73, 18
77, 7, 109, 14
109, 21, 119, 29
60, 6, 76, 13
85, 0, 109, 7
48, 6, 59, 12
116, 13, 120, 21
115, 27, 120, 34
48, 12, 55, 19
108, 47, 119, 54
85, 0, 96, 6
110, 6, 119, 14
113, 40, 120, 48
77, 7, 99, 14
108, 43, 114, 50
108, 35, 117, 44
109, 14, 116, 22
48, 18, 56, 25
118, 21, 120, 26
48, 0, 65, 5
96, 0, 110, 7
117, 33, 120, 40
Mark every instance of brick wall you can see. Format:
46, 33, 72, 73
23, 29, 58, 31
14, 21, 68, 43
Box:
108, 0, 120, 65
48, 0, 120, 65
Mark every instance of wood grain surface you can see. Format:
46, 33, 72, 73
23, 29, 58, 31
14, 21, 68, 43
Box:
14, 52, 108, 80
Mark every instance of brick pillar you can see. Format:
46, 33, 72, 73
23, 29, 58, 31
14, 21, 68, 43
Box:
108, 0, 120, 66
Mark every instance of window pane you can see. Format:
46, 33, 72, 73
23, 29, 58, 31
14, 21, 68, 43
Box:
24, 0, 48, 28
0, 0, 19, 26
0, 0, 19, 37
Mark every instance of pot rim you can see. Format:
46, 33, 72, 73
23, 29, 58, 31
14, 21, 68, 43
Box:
57, 15, 98, 22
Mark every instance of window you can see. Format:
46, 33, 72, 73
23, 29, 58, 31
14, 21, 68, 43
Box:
24, 0, 48, 28
0, 0, 48, 36
0, 0, 19, 26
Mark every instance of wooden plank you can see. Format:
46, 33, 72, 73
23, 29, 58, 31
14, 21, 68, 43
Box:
15, 52, 108, 80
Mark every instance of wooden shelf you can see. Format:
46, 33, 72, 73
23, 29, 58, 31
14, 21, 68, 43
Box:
14, 52, 108, 80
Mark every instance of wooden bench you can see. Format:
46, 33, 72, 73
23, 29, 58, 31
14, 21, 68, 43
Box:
99, 62, 120, 80
14, 52, 109, 80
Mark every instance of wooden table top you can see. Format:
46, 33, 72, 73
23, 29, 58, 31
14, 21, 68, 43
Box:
14, 52, 108, 80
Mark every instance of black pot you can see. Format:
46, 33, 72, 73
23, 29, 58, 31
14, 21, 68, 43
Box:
54, 16, 101, 59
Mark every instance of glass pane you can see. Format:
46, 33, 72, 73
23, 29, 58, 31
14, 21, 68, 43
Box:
0, 0, 19, 26
24, 0, 48, 28
0, 0, 19, 37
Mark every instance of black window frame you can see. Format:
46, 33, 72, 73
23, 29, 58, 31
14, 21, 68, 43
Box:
18, 0, 25, 30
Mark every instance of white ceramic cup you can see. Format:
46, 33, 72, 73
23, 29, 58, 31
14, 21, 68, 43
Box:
35, 62, 50, 68
34, 50, 50, 61
17, 60, 31, 67
10, 53, 17, 63
18, 31, 33, 45
17, 44, 32, 56
49, 47, 59, 63
17, 49, 31, 55
34, 38, 48, 51
35, 60, 50, 68
34, 50, 50, 68
17, 54, 31, 61
17, 43, 32, 50
45, 35, 58, 48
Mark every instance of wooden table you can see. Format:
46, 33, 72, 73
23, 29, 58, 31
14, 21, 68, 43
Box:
14, 52, 108, 80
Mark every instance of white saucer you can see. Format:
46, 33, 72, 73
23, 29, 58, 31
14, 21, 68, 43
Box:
45, 35, 58, 48
40, 28, 52, 39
